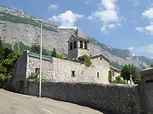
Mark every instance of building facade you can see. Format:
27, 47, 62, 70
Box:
12, 29, 120, 89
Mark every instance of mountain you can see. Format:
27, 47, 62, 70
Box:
0, 6, 153, 70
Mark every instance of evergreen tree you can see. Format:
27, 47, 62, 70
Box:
121, 65, 131, 81
30, 45, 40, 54
30, 45, 50, 55
121, 64, 142, 84
52, 48, 57, 57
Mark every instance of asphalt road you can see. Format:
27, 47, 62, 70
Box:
0, 89, 104, 114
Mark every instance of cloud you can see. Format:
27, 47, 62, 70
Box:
85, 0, 93, 4
48, 4, 58, 11
142, 7, 153, 20
136, 7, 153, 35
88, 0, 122, 34
50, 10, 83, 28
136, 25, 153, 35
128, 44, 153, 57
128, 47, 134, 51
131, 0, 139, 6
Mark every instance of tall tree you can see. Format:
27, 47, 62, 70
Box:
30, 45, 40, 54
121, 65, 131, 81
52, 48, 57, 57
30, 45, 50, 55
121, 64, 141, 84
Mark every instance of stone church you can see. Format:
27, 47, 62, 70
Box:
12, 29, 120, 88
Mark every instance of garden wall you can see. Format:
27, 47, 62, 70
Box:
25, 82, 143, 114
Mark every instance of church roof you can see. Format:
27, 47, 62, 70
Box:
110, 66, 121, 72
28, 52, 53, 61
90, 53, 110, 62
73, 28, 89, 41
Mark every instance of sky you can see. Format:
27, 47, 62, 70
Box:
0, 0, 153, 58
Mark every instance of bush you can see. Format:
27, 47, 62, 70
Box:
108, 70, 112, 83
0, 73, 5, 81
112, 75, 126, 84
27, 73, 39, 81
78, 55, 92, 67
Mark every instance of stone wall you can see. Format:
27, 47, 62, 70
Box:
0, 80, 4, 88
12, 51, 27, 92
25, 82, 143, 114
27, 53, 110, 84
141, 68, 153, 114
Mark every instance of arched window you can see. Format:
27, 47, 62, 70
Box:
80, 41, 83, 48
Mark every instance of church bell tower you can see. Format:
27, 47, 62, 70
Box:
67, 28, 89, 59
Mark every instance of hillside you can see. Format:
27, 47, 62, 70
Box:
0, 6, 153, 70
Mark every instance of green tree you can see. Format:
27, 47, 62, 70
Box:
30, 45, 40, 54
0, 40, 20, 81
2, 51, 20, 76
0, 39, 4, 62
150, 64, 153, 67
30, 45, 50, 55
112, 75, 126, 84
121, 65, 131, 81
121, 64, 142, 84
51, 48, 57, 57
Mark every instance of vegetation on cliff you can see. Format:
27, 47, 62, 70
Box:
0, 11, 57, 32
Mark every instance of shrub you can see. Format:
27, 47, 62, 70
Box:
27, 73, 39, 81
108, 70, 112, 83
78, 55, 92, 67
112, 75, 126, 84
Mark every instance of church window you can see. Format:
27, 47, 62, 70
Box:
80, 41, 83, 48
84, 42, 87, 49
70, 42, 73, 50
71, 70, 75, 77
35, 68, 40, 74
100, 57, 102, 60
112, 71, 114, 76
74, 41, 77, 49
97, 72, 99, 78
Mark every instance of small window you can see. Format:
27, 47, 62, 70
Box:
71, 70, 75, 77
80, 41, 83, 48
97, 72, 99, 78
112, 71, 114, 76
84, 42, 87, 49
70, 42, 73, 50
100, 57, 103, 60
35, 68, 40, 74
74, 41, 77, 49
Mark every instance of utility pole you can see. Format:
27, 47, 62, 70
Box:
39, 21, 42, 97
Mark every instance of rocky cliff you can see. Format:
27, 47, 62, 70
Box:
0, 6, 152, 70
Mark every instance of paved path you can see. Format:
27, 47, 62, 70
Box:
0, 89, 105, 114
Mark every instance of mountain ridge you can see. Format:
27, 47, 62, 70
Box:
0, 6, 153, 70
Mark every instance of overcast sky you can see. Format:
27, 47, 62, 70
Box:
1, 0, 153, 58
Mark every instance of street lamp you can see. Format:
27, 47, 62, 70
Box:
39, 21, 42, 97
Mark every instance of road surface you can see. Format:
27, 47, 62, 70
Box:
0, 89, 105, 114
